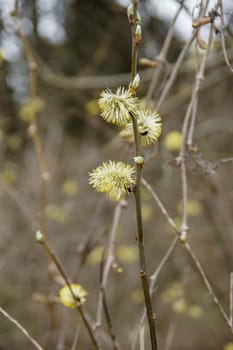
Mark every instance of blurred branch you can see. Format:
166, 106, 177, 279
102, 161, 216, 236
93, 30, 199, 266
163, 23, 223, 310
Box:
156, 30, 197, 111
139, 326, 145, 350
15, 12, 49, 235
187, 24, 214, 146
36, 44, 233, 93
96, 201, 123, 350
184, 241, 231, 328
178, 21, 214, 240
131, 235, 178, 350
220, 0, 233, 73
140, 177, 233, 333
230, 273, 233, 327
36, 233, 100, 350
70, 325, 81, 350
0, 179, 35, 229
145, 0, 185, 102
163, 318, 176, 350
37, 57, 133, 89
142, 178, 179, 234
0, 306, 45, 350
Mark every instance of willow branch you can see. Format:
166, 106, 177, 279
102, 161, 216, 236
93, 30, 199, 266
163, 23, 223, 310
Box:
15, 13, 49, 234
0, 306, 45, 350
95, 201, 123, 350
131, 236, 178, 350
145, 0, 184, 102
156, 30, 197, 111
37, 235, 100, 350
141, 178, 233, 332
219, 0, 233, 73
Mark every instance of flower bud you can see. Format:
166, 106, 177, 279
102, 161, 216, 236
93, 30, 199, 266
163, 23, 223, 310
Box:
127, 3, 134, 23
127, 3, 141, 25
135, 25, 142, 44
134, 156, 144, 166
131, 73, 140, 90
35, 230, 44, 243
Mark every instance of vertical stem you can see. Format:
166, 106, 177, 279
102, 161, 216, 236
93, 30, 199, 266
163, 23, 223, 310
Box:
230, 272, 233, 328
130, 2, 158, 349
15, 15, 49, 235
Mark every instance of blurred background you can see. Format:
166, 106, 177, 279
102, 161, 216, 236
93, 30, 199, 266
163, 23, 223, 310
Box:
0, 0, 233, 349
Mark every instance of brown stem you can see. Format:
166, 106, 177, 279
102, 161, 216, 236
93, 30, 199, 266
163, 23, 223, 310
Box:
130, 2, 158, 349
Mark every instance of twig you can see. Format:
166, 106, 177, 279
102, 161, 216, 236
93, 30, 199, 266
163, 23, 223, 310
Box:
95, 201, 123, 350
14, 9, 49, 235
156, 30, 197, 111
164, 318, 177, 350
0, 179, 35, 229
178, 22, 214, 240
130, 2, 158, 349
187, 24, 214, 146
96, 201, 122, 326
229, 273, 233, 327
70, 324, 81, 350
131, 236, 178, 350
0, 306, 45, 350
219, 0, 233, 73
139, 326, 145, 350
150, 237, 178, 294
141, 178, 179, 234
218, 157, 233, 164
36, 233, 100, 350
179, 161, 189, 241
145, 0, 184, 102
184, 241, 231, 329
102, 288, 120, 350
141, 178, 233, 332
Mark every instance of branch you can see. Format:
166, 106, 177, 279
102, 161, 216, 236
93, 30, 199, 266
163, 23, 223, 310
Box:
0, 306, 45, 350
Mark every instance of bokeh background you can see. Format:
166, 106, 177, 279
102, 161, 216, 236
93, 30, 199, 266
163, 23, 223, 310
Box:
0, 0, 233, 349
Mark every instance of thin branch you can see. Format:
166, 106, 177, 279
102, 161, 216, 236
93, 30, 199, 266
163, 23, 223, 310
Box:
70, 325, 81, 350
139, 326, 145, 350
0, 179, 35, 229
184, 241, 231, 329
0, 306, 45, 350
102, 288, 120, 350
95, 201, 123, 350
187, 24, 214, 146
229, 272, 233, 327
219, 0, 233, 73
179, 161, 189, 241
156, 30, 197, 111
178, 22, 214, 240
96, 202, 122, 326
37, 234, 100, 350
141, 178, 233, 333
145, 0, 185, 102
164, 318, 177, 350
131, 236, 178, 350
130, 2, 158, 349
141, 178, 179, 234
218, 157, 233, 164
15, 13, 49, 235
150, 237, 178, 293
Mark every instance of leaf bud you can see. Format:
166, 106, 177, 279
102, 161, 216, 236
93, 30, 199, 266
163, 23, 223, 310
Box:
35, 230, 45, 243
135, 24, 142, 44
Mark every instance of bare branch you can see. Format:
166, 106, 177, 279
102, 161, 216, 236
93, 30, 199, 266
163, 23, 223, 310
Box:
0, 306, 45, 350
